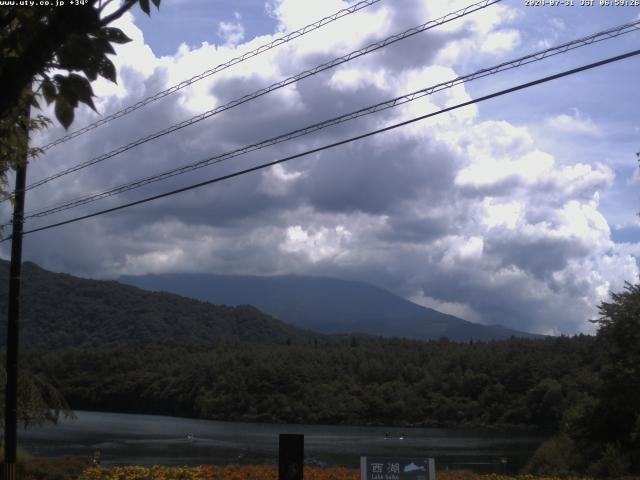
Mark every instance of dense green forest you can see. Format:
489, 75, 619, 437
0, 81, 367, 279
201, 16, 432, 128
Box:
1, 259, 638, 475
22, 287, 640, 477
24, 336, 598, 428
0, 261, 320, 348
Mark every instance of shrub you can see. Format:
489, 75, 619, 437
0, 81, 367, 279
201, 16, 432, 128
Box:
587, 443, 632, 478
22, 456, 90, 480
523, 434, 582, 476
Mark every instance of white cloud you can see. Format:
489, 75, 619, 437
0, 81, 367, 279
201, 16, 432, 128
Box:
482, 199, 525, 229
329, 67, 387, 92
281, 225, 352, 263
480, 29, 521, 55
410, 294, 482, 322
217, 12, 245, 47
442, 236, 484, 265
549, 17, 565, 30
546, 110, 601, 136
613, 241, 640, 258
10, 0, 639, 337
260, 165, 304, 196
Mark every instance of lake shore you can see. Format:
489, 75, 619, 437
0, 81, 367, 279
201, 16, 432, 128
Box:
20, 410, 545, 472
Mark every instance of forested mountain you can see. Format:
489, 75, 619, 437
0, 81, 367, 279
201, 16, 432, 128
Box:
27, 335, 598, 428
120, 273, 541, 341
0, 261, 320, 349
2, 258, 636, 476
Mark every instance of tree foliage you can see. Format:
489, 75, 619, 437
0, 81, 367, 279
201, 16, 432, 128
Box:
0, 261, 321, 349
584, 281, 640, 474
526, 281, 640, 477
0, 362, 73, 429
0, 0, 160, 197
0, 0, 161, 427
25, 335, 599, 429
0, 1, 161, 127
0, 91, 51, 201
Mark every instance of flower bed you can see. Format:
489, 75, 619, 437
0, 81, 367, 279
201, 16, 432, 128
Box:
78, 465, 359, 480
76, 464, 640, 480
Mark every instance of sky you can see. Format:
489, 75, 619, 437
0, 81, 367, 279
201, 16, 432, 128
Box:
3, 0, 640, 335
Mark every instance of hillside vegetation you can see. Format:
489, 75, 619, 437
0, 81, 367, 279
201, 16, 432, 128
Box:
0, 261, 320, 349
26, 335, 597, 428
2, 260, 639, 476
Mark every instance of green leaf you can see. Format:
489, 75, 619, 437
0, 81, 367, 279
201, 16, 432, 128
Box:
57, 32, 115, 79
100, 27, 132, 45
91, 38, 116, 56
98, 57, 117, 83
93, 37, 115, 56
54, 74, 77, 108
54, 97, 74, 130
65, 74, 97, 112
82, 54, 101, 81
56, 73, 98, 112
56, 34, 91, 72
41, 79, 56, 105
139, 0, 150, 15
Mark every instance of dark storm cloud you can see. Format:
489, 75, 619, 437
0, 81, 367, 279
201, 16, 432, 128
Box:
4, 0, 637, 336
484, 231, 590, 280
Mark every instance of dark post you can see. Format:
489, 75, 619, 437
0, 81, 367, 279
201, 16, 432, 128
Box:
278, 433, 304, 480
3, 109, 29, 480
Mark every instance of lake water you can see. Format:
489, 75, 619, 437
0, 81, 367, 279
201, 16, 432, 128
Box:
19, 411, 546, 473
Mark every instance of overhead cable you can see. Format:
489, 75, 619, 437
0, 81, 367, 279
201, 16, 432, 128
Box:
19, 19, 640, 221
14, 0, 501, 200
9, 48, 640, 239
38, 0, 385, 151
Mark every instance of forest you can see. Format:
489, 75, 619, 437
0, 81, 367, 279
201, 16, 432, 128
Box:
19, 276, 640, 477
25, 335, 596, 428
1, 269, 638, 476
0, 261, 321, 349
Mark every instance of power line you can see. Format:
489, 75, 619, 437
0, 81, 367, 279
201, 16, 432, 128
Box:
18, 19, 640, 222
10, 48, 640, 240
12, 0, 500, 200
38, 0, 385, 152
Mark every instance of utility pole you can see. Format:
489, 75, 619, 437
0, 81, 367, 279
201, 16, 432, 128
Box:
3, 106, 29, 480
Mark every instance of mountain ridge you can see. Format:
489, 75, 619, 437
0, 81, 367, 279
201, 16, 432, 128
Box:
0, 260, 322, 349
119, 272, 542, 341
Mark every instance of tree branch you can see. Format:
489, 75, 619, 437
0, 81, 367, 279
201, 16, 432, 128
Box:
99, 0, 138, 27
98, 0, 118, 12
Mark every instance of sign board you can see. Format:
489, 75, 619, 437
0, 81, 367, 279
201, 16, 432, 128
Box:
360, 457, 435, 480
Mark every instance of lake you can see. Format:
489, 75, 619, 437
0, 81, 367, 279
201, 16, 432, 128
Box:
19, 411, 546, 473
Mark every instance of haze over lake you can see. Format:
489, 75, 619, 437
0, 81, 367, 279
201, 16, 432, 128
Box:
20, 411, 545, 473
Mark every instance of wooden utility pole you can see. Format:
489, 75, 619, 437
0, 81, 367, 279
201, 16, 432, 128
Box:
3, 107, 29, 480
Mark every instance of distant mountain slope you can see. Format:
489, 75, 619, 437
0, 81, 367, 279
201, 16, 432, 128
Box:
119, 273, 542, 341
0, 261, 320, 349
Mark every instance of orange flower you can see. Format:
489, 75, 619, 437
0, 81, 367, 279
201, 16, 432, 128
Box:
79, 464, 632, 480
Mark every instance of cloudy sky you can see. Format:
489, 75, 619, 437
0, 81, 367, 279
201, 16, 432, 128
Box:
3, 0, 640, 335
